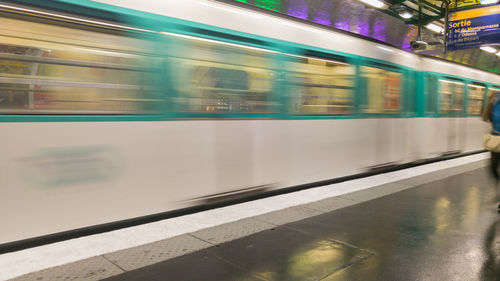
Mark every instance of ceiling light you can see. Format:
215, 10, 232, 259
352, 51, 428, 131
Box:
480, 46, 497, 53
359, 0, 388, 9
425, 23, 444, 33
377, 46, 395, 52
479, 0, 498, 4
399, 11, 413, 19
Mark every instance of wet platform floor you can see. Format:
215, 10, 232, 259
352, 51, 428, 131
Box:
104, 167, 500, 281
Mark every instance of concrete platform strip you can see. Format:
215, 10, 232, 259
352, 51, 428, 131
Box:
3, 153, 489, 281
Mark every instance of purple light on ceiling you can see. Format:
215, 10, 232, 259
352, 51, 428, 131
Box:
401, 43, 411, 51
372, 18, 387, 42
313, 11, 331, 26
287, 0, 308, 20
401, 37, 411, 51
334, 20, 350, 31
356, 19, 370, 37
312, 1, 333, 26
402, 26, 417, 51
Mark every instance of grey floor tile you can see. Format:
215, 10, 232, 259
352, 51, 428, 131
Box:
253, 206, 323, 226
446, 160, 486, 176
103, 249, 267, 281
397, 160, 487, 187
205, 224, 371, 281
448, 166, 472, 175
12, 256, 123, 281
459, 163, 486, 173
430, 168, 456, 179
364, 182, 413, 197
104, 234, 211, 272
339, 189, 381, 203
399, 173, 445, 186
305, 196, 359, 213
464, 160, 487, 170
190, 218, 274, 245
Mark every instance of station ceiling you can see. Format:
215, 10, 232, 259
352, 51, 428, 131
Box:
226, 0, 500, 74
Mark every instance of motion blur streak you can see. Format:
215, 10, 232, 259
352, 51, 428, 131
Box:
0, 0, 497, 245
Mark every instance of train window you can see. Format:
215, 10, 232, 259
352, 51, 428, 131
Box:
284, 54, 354, 115
0, 17, 162, 114
361, 66, 401, 113
425, 75, 438, 114
167, 33, 276, 114
467, 83, 485, 115
439, 79, 464, 115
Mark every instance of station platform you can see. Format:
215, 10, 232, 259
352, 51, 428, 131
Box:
3, 153, 498, 281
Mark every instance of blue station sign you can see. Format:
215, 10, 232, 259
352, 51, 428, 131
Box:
447, 5, 500, 50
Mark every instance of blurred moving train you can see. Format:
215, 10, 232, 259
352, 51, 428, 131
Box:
0, 0, 498, 245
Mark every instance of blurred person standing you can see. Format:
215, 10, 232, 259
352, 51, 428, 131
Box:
483, 90, 500, 209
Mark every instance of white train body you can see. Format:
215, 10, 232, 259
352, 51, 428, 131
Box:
0, 0, 496, 245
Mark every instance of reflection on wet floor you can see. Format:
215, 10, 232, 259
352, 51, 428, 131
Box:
104, 167, 500, 281
481, 219, 500, 280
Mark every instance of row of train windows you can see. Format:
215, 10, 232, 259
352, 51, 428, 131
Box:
0, 36, 399, 116
426, 76, 497, 115
0, 17, 493, 116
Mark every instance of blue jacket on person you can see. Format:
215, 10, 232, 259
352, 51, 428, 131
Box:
491, 93, 500, 135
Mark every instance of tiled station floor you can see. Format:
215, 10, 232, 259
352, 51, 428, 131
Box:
11, 156, 500, 281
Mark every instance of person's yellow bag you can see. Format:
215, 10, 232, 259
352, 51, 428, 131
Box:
484, 133, 500, 152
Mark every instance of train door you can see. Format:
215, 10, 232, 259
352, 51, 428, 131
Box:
190, 67, 259, 194
422, 74, 446, 157
463, 83, 487, 151
438, 79, 465, 154
167, 30, 280, 197
360, 65, 406, 166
